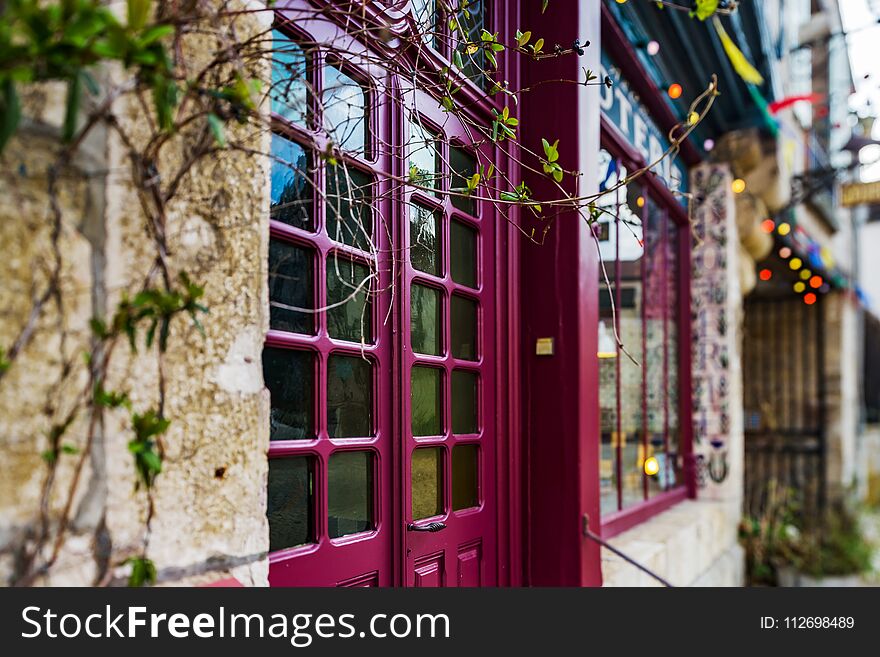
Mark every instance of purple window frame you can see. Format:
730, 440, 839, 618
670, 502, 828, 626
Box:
598, 118, 696, 539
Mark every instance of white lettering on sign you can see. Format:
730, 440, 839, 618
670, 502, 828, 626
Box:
599, 52, 687, 195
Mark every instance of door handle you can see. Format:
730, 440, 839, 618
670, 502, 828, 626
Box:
407, 521, 447, 532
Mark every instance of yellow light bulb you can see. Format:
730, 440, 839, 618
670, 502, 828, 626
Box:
777, 222, 791, 236
800, 269, 811, 280
636, 196, 645, 208
794, 282, 806, 293
644, 456, 660, 476
789, 258, 802, 270
688, 112, 699, 125
732, 178, 746, 194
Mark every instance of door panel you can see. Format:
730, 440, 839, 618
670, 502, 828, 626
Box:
457, 543, 482, 587
266, 16, 394, 588
413, 553, 446, 587
401, 86, 497, 587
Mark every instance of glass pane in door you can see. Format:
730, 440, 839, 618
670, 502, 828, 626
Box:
411, 447, 443, 520
328, 450, 373, 538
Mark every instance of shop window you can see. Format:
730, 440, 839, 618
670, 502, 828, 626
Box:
596, 147, 685, 519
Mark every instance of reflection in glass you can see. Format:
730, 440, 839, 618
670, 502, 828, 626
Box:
412, 0, 438, 47
270, 31, 309, 125
410, 284, 441, 355
644, 199, 665, 499
451, 294, 478, 360
270, 133, 312, 230
328, 451, 373, 538
451, 220, 477, 288
451, 370, 478, 434
452, 444, 479, 511
323, 65, 368, 154
596, 149, 646, 513
411, 366, 442, 436
327, 354, 373, 438
408, 118, 440, 194
452, 0, 486, 86
326, 165, 373, 250
267, 457, 313, 551
263, 347, 314, 441
667, 220, 680, 484
269, 240, 313, 334
410, 203, 441, 275
450, 146, 477, 215
327, 257, 372, 343
411, 447, 443, 520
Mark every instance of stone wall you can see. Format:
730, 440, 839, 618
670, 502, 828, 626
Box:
0, 3, 272, 586
602, 500, 744, 587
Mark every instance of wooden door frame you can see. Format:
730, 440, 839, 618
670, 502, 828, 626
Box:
267, 0, 523, 587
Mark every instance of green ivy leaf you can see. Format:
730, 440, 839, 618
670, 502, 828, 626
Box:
207, 112, 226, 147
138, 24, 174, 47
125, 557, 156, 587
127, 0, 152, 31
62, 73, 83, 142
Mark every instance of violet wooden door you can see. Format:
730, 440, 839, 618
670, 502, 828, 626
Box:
266, 4, 498, 587
265, 12, 396, 587
401, 87, 497, 587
